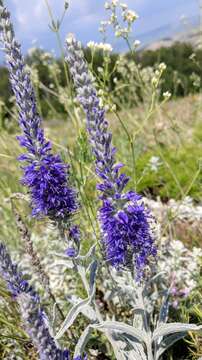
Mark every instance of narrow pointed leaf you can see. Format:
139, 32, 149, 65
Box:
158, 289, 170, 324
76, 244, 96, 262
92, 321, 147, 344
153, 323, 202, 342
120, 335, 147, 360
67, 295, 97, 321
89, 259, 98, 298
156, 332, 187, 359
74, 325, 93, 357
55, 298, 90, 339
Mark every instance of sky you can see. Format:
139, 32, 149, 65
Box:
1, 0, 200, 58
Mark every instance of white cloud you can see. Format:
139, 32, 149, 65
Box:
10, 0, 48, 34
9, 0, 91, 35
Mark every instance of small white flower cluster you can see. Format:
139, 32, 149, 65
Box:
133, 39, 141, 49
148, 156, 162, 172
105, 0, 118, 9
123, 9, 139, 23
168, 196, 202, 222
87, 41, 113, 53
144, 196, 202, 224
97, 88, 117, 112
151, 62, 167, 88
190, 72, 201, 89
158, 239, 202, 307
163, 91, 172, 100
103, 0, 139, 40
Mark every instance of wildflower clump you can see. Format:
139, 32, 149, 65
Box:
103, 0, 139, 40
66, 35, 156, 278
87, 41, 113, 53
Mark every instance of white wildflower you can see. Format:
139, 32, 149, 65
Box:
99, 42, 113, 52
120, 3, 128, 10
110, 13, 117, 24
87, 42, 112, 52
111, 0, 119, 7
133, 39, 141, 49
104, 2, 111, 9
151, 76, 158, 88
163, 91, 171, 99
87, 41, 96, 49
159, 62, 167, 72
149, 156, 162, 172
123, 10, 139, 23
115, 29, 122, 37
189, 53, 196, 60
155, 70, 160, 77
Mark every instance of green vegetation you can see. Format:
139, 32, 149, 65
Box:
1, 41, 202, 115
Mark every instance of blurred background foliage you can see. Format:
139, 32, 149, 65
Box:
1, 42, 202, 117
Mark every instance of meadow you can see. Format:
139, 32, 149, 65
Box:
0, 1, 202, 359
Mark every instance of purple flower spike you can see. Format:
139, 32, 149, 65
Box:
0, 243, 37, 299
66, 35, 156, 278
0, 4, 77, 223
0, 242, 67, 359
19, 293, 67, 360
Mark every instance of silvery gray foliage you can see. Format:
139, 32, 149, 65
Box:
55, 245, 201, 360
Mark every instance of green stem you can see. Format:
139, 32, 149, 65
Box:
115, 110, 137, 188
44, 0, 72, 95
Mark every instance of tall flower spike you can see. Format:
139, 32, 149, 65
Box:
0, 243, 69, 359
0, 2, 77, 223
66, 35, 156, 279
0, 242, 37, 298
18, 293, 69, 360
